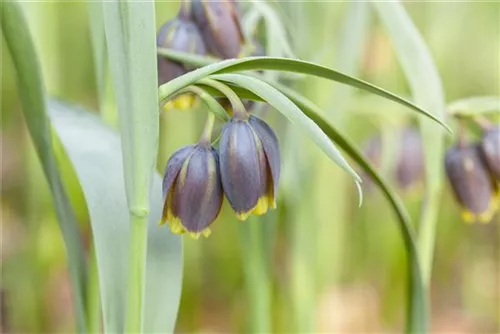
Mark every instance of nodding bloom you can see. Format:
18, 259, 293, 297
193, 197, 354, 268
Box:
360, 128, 423, 192
191, 0, 244, 59
396, 128, 424, 191
219, 115, 280, 220
157, 13, 206, 111
160, 144, 223, 238
445, 144, 499, 223
480, 126, 500, 181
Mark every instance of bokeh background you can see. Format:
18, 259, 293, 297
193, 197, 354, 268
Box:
1, 1, 499, 333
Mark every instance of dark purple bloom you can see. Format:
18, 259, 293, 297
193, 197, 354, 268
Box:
219, 116, 280, 220
156, 17, 206, 86
191, 0, 244, 59
161, 144, 223, 238
445, 144, 499, 223
480, 126, 500, 181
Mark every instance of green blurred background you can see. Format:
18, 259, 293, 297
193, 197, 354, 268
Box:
1, 1, 499, 333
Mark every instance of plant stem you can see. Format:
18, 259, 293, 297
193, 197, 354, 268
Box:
199, 112, 216, 145
125, 212, 149, 333
197, 78, 247, 119
240, 218, 271, 333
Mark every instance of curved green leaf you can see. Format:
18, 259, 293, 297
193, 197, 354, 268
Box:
194, 78, 427, 332
447, 96, 500, 117
1, 2, 88, 332
157, 49, 450, 132
273, 85, 427, 334
211, 73, 361, 184
48, 100, 183, 334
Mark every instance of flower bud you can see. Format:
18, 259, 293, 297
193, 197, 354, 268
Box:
219, 116, 280, 220
480, 126, 500, 181
161, 144, 223, 238
191, 0, 244, 59
157, 17, 206, 86
445, 144, 499, 223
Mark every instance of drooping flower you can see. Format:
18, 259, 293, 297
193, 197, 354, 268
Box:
160, 144, 223, 238
156, 8, 206, 111
219, 115, 280, 220
445, 144, 499, 223
480, 126, 500, 181
191, 0, 244, 59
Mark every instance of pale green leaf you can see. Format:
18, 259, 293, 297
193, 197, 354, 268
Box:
447, 96, 500, 117
48, 100, 182, 334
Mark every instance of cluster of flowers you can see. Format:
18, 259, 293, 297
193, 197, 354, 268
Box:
445, 126, 500, 223
156, 0, 244, 85
156, 0, 280, 238
161, 114, 280, 238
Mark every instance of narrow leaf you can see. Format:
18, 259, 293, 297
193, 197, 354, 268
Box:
211, 73, 362, 183
374, 3, 446, 332
157, 50, 450, 131
273, 85, 428, 334
48, 100, 182, 334
448, 96, 500, 117
0, 2, 88, 332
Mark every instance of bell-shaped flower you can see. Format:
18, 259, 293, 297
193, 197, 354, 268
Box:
191, 0, 244, 59
445, 144, 499, 223
219, 116, 280, 220
161, 144, 223, 238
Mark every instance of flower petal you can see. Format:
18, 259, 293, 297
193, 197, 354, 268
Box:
249, 116, 280, 202
171, 146, 223, 234
445, 144, 499, 223
162, 144, 196, 199
220, 119, 261, 216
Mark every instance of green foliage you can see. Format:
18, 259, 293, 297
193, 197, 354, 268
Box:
0, 2, 88, 332
48, 101, 182, 333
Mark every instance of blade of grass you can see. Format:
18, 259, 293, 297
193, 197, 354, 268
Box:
193, 79, 428, 332
447, 96, 500, 117
48, 100, 182, 333
103, 1, 160, 332
373, 4, 446, 332
210, 73, 362, 186
86, 0, 107, 113
276, 84, 428, 334
0, 2, 88, 332
157, 50, 450, 131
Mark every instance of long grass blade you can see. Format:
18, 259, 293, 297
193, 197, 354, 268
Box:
0, 2, 88, 332
373, 3, 447, 332
157, 50, 450, 131
48, 100, 183, 333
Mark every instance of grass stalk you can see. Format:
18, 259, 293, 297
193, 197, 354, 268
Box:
125, 213, 149, 332
240, 218, 271, 333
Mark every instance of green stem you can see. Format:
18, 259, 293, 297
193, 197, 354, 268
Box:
199, 112, 216, 145
86, 241, 101, 333
417, 195, 439, 286
240, 218, 271, 333
125, 212, 149, 333
197, 78, 247, 119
